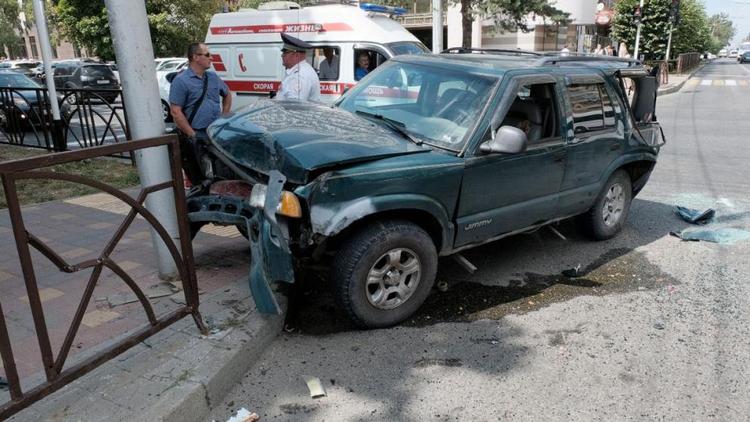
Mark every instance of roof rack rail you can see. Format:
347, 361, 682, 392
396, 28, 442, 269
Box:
441, 47, 541, 57
536, 55, 642, 67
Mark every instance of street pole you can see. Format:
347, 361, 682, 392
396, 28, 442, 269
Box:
31, 0, 65, 151
432, 0, 443, 53
665, 22, 674, 61
633, 0, 644, 60
104, 0, 180, 279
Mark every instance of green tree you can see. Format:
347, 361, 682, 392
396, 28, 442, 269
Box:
612, 0, 710, 60
707, 13, 734, 53
0, 0, 21, 57
53, 0, 222, 60
376, 0, 568, 48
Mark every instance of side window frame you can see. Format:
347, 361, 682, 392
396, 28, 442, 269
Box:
481, 74, 564, 151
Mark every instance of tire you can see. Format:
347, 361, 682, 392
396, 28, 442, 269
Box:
189, 222, 205, 240
333, 220, 437, 328
161, 100, 172, 122
581, 169, 632, 240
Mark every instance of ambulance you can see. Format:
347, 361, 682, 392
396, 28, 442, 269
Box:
204, 2, 429, 107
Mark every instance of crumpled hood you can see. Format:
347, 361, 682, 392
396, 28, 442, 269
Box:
207, 100, 427, 184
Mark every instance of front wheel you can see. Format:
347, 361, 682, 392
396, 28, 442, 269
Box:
581, 169, 632, 240
333, 220, 437, 328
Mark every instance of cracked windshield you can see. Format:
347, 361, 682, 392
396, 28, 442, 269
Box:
337, 61, 496, 150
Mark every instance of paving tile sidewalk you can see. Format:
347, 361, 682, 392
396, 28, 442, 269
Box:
0, 191, 285, 421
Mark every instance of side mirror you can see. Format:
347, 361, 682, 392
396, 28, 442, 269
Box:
480, 125, 528, 154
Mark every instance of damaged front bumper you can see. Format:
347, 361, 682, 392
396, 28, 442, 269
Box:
186, 170, 297, 314
246, 171, 295, 314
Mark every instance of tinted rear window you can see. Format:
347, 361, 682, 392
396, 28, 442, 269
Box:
388, 42, 430, 56
82, 65, 115, 77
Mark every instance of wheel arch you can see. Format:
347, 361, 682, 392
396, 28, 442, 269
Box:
310, 195, 455, 255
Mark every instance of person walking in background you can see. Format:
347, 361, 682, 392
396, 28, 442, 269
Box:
605, 45, 615, 56
594, 44, 604, 55
276, 33, 321, 102
618, 42, 631, 58
560, 44, 570, 57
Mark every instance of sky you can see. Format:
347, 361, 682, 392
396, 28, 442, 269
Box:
703, 0, 750, 45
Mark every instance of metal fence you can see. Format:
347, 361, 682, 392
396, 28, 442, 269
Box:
0, 87, 131, 156
0, 135, 206, 419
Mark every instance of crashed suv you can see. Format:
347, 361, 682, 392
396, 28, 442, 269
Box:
188, 50, 665, 328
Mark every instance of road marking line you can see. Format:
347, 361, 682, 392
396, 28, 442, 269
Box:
700, 80, 712, 85
686, 79, 700, 86
726, 80, 737, 86
713, 80, 725, 86
740, 80, 749, 86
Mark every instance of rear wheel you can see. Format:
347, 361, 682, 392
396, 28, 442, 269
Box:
333, 220, 437, 328
581, 169, 632, 240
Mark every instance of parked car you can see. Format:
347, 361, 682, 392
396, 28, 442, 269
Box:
740, 51, 750, 63
718, 48, 728, 58
158, 60, 188, 122
185, 50, 665, 328
729, 49, 738, 58
0, 60, 41, 78
52, 60, 120, 103
0, 69, 51, 131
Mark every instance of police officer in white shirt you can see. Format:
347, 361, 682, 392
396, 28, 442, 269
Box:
276, 33, 321, 102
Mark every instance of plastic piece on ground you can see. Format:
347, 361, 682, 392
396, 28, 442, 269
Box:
225, 408, 260, 422
303, 376, 327, 398
675, 206, 715, 225
562, 264, 582, 278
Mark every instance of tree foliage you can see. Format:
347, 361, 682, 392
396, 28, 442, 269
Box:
0, 0, 21, 56
612, 0, 711, 60
53, 0, 222, 61
458, 0, 568, 48
707, 13, 734, 53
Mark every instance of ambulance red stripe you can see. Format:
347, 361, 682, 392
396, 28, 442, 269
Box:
225, 80, 354, 95
210, 22, 352, 35
210, 54, 227, 72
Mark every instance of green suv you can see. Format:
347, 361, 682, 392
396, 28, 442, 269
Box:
196, 49, 664, 328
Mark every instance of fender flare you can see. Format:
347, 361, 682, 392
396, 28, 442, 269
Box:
309, 193, 454, 253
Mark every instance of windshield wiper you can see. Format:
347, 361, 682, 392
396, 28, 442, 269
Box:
355, 110, 423, 145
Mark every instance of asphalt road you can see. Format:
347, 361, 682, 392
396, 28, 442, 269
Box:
211, 59, 750, 421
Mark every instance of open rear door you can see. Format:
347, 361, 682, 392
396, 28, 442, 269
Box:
616, 69, 666, 149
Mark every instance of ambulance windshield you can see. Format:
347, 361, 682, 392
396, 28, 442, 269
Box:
388, 42, 430, 56
337, 60, 497, 151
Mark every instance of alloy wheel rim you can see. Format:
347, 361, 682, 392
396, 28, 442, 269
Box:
365, 247, 421, 310
602, 182, 625, 227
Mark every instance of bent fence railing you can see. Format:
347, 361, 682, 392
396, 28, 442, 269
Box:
0, 87, 130, 156
0, 135, 206, 419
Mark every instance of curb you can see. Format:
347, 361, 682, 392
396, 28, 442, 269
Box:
657, 61, 709, 96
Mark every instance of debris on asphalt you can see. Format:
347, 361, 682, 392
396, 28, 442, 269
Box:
414, 357, 463, 367
225, 407, 260, 422
670, 227, 750, 244
303, 376, 327, 398
675, 206, 715, 225
654, 320, 666, 330
436, 280, 449, 292
562, 264, 582, 278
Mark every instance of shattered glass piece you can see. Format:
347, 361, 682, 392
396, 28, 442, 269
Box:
675, 206, 715, 225
676, 228, 750, 244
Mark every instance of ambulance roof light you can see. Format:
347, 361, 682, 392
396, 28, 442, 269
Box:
359, 3, 406, 16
